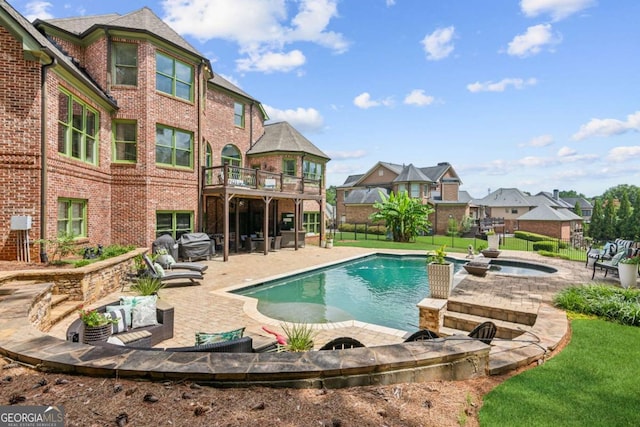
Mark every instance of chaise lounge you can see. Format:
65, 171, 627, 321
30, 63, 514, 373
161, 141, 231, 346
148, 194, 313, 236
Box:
143, 254, 203, 285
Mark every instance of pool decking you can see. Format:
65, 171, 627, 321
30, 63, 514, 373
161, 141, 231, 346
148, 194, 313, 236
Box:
4, 246, 602, 385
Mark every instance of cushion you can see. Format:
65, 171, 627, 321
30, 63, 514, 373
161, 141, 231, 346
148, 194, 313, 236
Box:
105, 308, 128, 334
106, 305, 133, 328
195, 327, 245, 346
157, 254, 176, 266
132, 303, 158, 329
610, 250, 627, 267
106, 336, 125, 346
153, 263, 165, 277
120, 295, 157, 308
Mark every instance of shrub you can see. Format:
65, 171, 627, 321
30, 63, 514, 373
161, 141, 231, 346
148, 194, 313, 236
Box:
280, 323, 316, 352
533, 241, 556, 252
130, 276, 164, 296
554, 285, 640, 326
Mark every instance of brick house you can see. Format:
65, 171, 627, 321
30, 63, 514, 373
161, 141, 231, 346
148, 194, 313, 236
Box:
0, 3, 328, 262
335, 162, 475, 235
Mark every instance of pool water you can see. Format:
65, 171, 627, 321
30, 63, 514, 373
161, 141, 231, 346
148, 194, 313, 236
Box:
234, 255, 464, 331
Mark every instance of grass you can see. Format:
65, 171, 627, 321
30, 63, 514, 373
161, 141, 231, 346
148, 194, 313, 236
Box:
479, 319, 640, 426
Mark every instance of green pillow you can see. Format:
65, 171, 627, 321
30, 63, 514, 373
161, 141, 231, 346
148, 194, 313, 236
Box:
611, 250, 626, 267
195, 327, 245, 346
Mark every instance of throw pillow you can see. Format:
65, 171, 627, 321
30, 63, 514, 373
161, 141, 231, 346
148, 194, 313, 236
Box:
132, 303, 158, 329
106, 304, 133, 328
153, 263, 165, 277
195, 327, 245, 346
120, 295, 157, 308
105, 308, 128, 334
611, 250, 626, 267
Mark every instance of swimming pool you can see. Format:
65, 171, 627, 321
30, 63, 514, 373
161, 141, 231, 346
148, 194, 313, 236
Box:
233, 254, 557, 331
234, 254, 464, 331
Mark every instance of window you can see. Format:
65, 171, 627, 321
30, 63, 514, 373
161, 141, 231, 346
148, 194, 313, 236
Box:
410, 183, 420, 198
155, 52, 193, 101
113, 43, 137, 86
57, 198, 86, 237
303, 160, 322, 180
156, 211, 193, 240
57, 89, 98, 164
511, 209, 518, 214
234, 102, 245, 127
113, 121, 137, 162
303, 212, 320, 234
156, 125, 193, 168
283, 159, 296, 176
397, 184, 406, 193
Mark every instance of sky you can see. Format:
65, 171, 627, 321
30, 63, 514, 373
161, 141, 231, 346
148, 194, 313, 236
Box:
14, 0, 640, 198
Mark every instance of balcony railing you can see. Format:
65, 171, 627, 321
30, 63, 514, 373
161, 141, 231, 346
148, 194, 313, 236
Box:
202, 165, 321, 195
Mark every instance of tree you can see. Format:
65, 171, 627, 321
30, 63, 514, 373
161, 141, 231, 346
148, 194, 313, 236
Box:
629, 189, 640, 240
369, 191, 433, 242
325, 185, 336, 205
573, 201, 582, 217
602, 195, 617, 241
602, 184, 640, 206
616, 191, 632, 238
589, 199, 604, 241
560, 190, 587, 199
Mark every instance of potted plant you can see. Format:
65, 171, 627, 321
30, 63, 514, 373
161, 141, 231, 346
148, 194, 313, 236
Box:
130, 276, 165, 296
78, 308, 115, 344
427, 245, 454, 299
280, 323, 316, 352
618, 255, 639, 289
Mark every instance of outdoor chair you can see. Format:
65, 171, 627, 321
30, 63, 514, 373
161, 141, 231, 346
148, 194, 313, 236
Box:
404, 329, 439, 342
155, 253, 208, 273
468, 321, 497, 345
143, 254, 203, 285
319, 337, 365, 350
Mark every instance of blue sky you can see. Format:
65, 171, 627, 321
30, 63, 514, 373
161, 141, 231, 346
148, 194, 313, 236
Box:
15, 0, 640, 198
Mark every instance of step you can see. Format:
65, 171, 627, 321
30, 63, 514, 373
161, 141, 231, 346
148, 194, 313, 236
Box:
447, 299, 537, 326
443, 311, 532, 340
48, 300, 83, 328
51, 293, 70, 308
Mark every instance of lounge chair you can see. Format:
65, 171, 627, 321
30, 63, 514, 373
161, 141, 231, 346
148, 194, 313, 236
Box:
404, 329, 439, 342
468, 321, 497, 345
319, 337, 365, 350
155, 253, 208, 273
143, 254, 202, 285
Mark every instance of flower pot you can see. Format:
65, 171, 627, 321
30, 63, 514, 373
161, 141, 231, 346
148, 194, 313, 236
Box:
481, 249, 501, 258
617, 263, 638, 289
463, 262, 490, 277
326, 239, 333, 249
82, 323, 112, 344
428, 262, 454, 298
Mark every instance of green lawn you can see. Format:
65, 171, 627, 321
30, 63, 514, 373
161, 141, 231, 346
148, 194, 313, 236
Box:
479, 319, 640, 426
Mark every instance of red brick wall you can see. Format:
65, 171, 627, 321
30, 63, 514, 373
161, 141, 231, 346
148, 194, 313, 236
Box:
0, 28, 43, 260
517, 220, 571, 240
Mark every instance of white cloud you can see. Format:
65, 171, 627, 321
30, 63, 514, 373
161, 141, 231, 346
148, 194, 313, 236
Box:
386, 0, 396, 6
421, 26, 455, 61
24, 1, 54, 20
521, 134, 554, 147
217, 73, 242, 88
236, 50, 306, 73
353, 92, 393, 109
520, 0, 596, 21
403, 89, 435, 106
325, 150, 367, 160
161, 0, 348, 73
263, 104, 324, 133
507, 24, 561, 57
557, 146, 576, 156
572, 111, 640, 140
467, 78, 537, 93
606, 146, 640, 162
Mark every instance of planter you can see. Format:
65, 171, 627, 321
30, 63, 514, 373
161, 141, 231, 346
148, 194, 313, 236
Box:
481, 249, 501, 258
326, 239, 334, 249
82, 323, 112, 344
617, 263, 638, 289
463, 262, 490, 277
428, 262, 454, 299
487, 234, 499, 250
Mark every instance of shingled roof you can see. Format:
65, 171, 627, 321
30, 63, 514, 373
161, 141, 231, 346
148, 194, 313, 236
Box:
517, 205, 583, 221
247, 122, 329, 159
35, 7, 205, 59
344, 188, 388, 204
394, 164, 431, 183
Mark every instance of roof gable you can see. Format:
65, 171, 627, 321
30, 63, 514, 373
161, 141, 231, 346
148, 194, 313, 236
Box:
394, 164, 431, 183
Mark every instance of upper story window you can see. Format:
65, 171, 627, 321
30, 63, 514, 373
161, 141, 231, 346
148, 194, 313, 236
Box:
112, 121, 137, 162
283, 159, 296, 176
410, 183, 420, 198
113, 43, 138, 86
303, 160, 322, 180
221, 144, 241, 167
57, 89, 98, 165
155, 125, 193, 168
156, 52, 193, 101
57, 198, 86, 237
234, 102, 245, 127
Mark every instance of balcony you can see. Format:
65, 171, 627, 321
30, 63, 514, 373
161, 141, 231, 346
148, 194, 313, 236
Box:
202, 165, 322, 197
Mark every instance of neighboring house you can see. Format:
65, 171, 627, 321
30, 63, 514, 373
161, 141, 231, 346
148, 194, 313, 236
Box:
335, 162, 475, 235
0, 3, 328, 262
560, 196, 593, 223
474, 188, 583, 239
